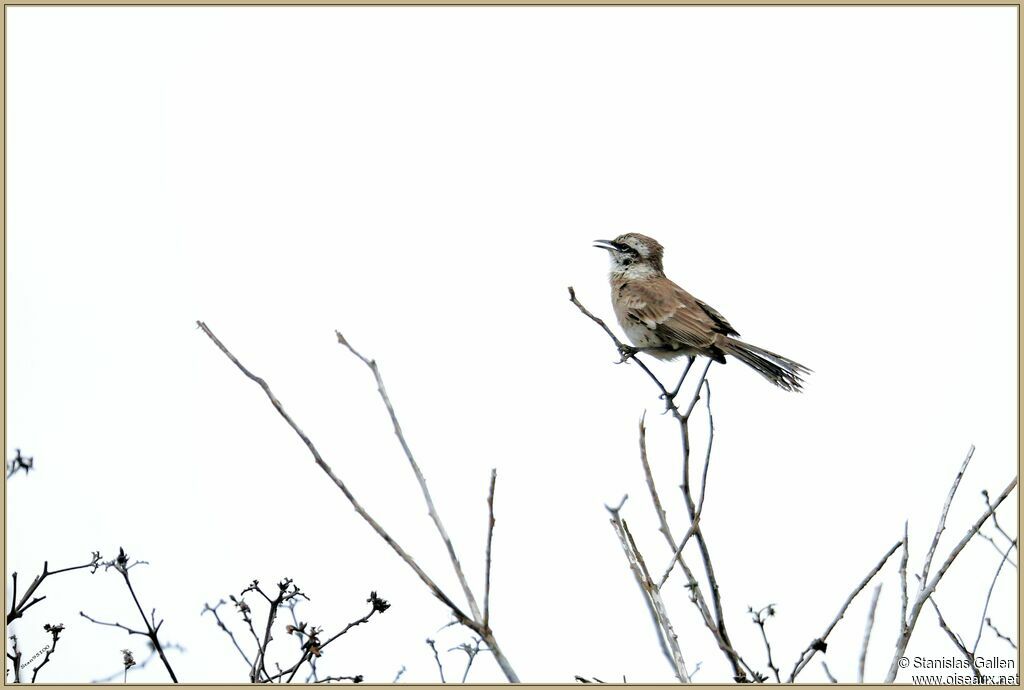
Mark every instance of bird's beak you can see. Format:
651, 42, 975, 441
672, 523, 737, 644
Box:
593, 239, 621, 252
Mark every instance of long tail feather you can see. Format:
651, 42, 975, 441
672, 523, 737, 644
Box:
719, 338, 811, 392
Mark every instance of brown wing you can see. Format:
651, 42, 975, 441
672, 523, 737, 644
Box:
615, 279, 724, 350
695, 299, 740, 337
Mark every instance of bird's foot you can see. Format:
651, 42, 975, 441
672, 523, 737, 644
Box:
616, 344, 639, 363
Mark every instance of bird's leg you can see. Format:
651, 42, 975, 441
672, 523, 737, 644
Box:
663, 356, 695, 400
616, 343, 639, 363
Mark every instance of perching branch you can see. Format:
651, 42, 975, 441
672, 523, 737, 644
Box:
571, 289, 747, 680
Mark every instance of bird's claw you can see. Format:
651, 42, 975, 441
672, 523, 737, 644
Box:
616, 344, 639, 363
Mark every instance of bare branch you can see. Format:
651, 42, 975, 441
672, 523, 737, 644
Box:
928, 597, 981, 681
788, 539, 902, 682
885, 475, 1018, 681
920, 446, 975, 591
426, 638, 446, 683
694, 379, 715, 518
483, 469, 497, 631
821, 660, 838, 683
336, 330, 483, 624
985, 618, 1017, 650
30, 623, 64, 683
606, 505, 690, 683
7, 634, 22, 684
567, 287, 674, 403
979, 531, 1018, 568
81, 549, 179, 682
982, 489, 1018, 551
7, 552, 102, 625
202, 599, 252, 668
197, 322, 518, 682
899, 521, 909, 636
857, 583, 882, 682
749, 605, 780, 683
971, 538, 1016, 654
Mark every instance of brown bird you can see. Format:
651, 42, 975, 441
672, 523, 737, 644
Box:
594, 233, 809, 391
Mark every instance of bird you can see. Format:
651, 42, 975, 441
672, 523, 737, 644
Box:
594, 233, 810, 391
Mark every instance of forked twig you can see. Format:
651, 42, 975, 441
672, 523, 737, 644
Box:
885, 474, 1017, 681
196, 321, 518, 682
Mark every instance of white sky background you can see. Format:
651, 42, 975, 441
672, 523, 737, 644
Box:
5, 5, 1019, 684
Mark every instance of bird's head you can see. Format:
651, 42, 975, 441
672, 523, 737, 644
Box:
593, 233, 666, 277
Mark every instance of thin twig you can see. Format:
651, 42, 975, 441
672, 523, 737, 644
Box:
30, 624, 64, 683
982, 489, 1018, 551
979, 532, 1018, 568
694, 379, 715, 518
920, 447, 975, 592
899, 521, 909, 635
197, 323, 524, 681
89, 643, 185, 684
7, 634, 22, 684
673, 360, 742, 680
885, 476, 1018, 681
336, 330, 483, 625
788, 539, 902, 682
7, 552, 102, 624
606, 504, 690, 683
635, 415, 720, 660
928, 597, 981, 681
602, 496, 671, 677
567, 287, 674, 405
483, 469, 497, 631
749, 605, 780, 683
451, 637, 486, 683
266, 592, 388, 684
657, 518, 702, 589
985, 618, 1017, 650
81, 549, 179, 682
633, 371, 750, 679
857, 583, 882, 683
202, 600, 253, 668
821, 660, 838, 683
426, 638, 446, 683
971, 538, 1016, 654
